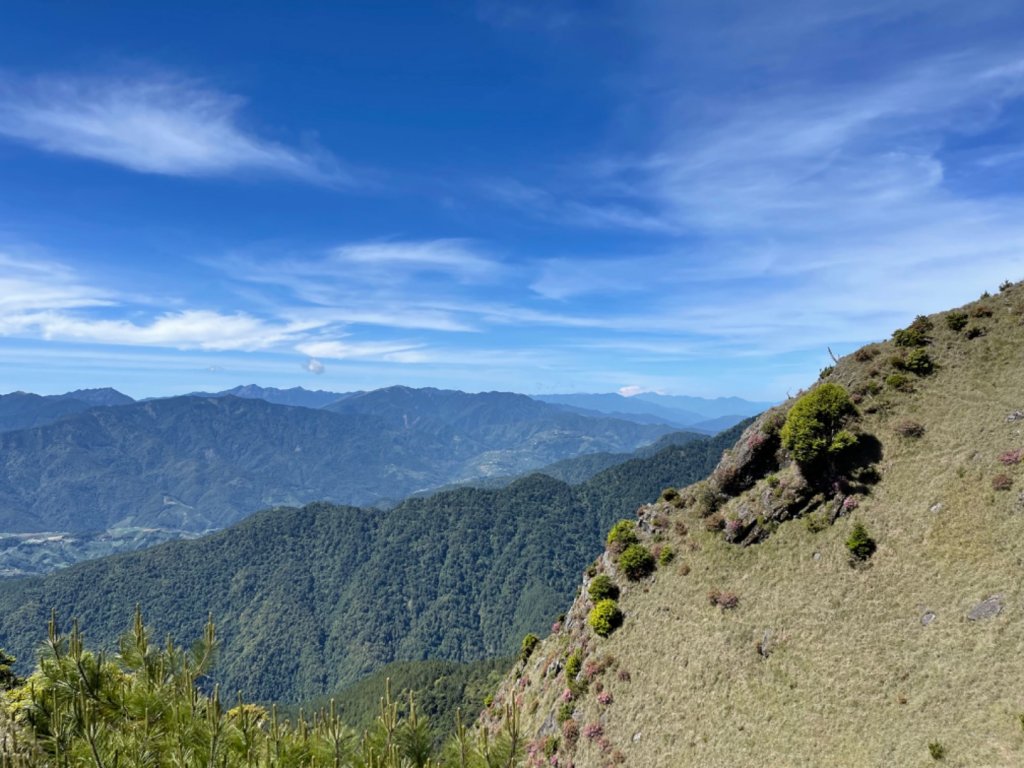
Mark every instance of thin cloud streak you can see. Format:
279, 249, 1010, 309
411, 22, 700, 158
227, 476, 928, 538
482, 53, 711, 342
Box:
0, 73, 347, 183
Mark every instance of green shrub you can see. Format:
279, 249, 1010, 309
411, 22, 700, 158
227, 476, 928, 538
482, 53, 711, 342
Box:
892, 327, 928, 347
658, 487, 679, 503
692, 480, 720, 516
945, 311, 968, 332
657, 545, 675, 565
780, 384, 858, 465
885, 372, 912, 391
846, 522, 877, 562
557, 702, 574, 724
565, 650, 583, 681
856, 381, 881, 397
965, 325, 986, 339
588, 574, 619, 602
588, 599, 624, 638
902, 348, 934, 376
928, 741, 946, 760
606, 519, 639, 551
619, 544, 656, 580
519, 633, 540, 662
819, 365, 835, 379
543, 735, 559, 758
803, 512, 829, 533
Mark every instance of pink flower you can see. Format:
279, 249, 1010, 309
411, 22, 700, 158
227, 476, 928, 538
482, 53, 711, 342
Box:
560, 688, 574, 702
597, 691, 613, 705
583, 723, 603, 740
551, 621, 562, 633
999, 449, 1023, 465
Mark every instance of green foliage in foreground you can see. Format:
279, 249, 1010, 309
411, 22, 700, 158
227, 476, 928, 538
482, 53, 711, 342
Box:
299, 658, 511, 750
0, 612, 524, 768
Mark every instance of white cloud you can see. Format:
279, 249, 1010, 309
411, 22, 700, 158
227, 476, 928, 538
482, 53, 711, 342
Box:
329, 239, 499, 281
21, 309, 311, 351
303, 358, 325, 374
0, 74, 345, 183
296, 339, 428, 362
0, 252, 115, 313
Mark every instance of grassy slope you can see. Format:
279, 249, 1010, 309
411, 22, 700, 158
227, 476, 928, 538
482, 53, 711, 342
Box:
495, 283, 1024, 768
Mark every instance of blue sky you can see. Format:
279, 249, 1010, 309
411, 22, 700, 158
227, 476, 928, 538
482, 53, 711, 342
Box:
1, 1, 1023, 400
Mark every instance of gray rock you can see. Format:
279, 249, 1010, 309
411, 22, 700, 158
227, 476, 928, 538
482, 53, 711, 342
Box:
539, 711, 558, 738
967, 595, 1003, 621
921, 611, 936, 626
812, 551, 821, 561
929, 502, 943, 514
1007, 411, 1024, 423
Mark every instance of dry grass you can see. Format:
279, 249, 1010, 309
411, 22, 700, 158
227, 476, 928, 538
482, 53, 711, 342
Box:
495, 282, 1024, 767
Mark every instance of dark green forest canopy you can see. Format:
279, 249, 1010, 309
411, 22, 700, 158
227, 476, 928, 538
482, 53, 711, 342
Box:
0, 422, 745, 703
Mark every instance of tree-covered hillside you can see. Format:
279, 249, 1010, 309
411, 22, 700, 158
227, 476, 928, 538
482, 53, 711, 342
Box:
0, 425, 741, 703
0, 390, 672, 536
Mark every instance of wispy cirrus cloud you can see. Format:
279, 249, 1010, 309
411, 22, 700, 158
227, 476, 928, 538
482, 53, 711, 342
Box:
296, 338, 428, 363
0, 73, 347, 183
221, 239, 509, 334
488, 33, 1024, 358
0, 252, 317, 352
0, 252, 116, 313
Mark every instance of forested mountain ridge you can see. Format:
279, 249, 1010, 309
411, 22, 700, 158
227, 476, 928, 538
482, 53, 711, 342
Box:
0, 390, 671, 537
0, 388, 133, 433
187, 383, 353, 409
487, 282, 1024, 767
0, 423, 742, 703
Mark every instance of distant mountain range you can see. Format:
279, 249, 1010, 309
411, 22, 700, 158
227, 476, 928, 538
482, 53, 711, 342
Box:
0, 382, 765, 576
186, 384, 353, 409
0, 388, 133, 433
534, 391, 773, 432
0, 387, 683, 575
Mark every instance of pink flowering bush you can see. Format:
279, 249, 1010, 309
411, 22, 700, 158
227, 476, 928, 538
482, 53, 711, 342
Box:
583, 723, 603, 740
560, 688, 574, 703
597, 691, 613, 705
998, 449, 1023, 465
